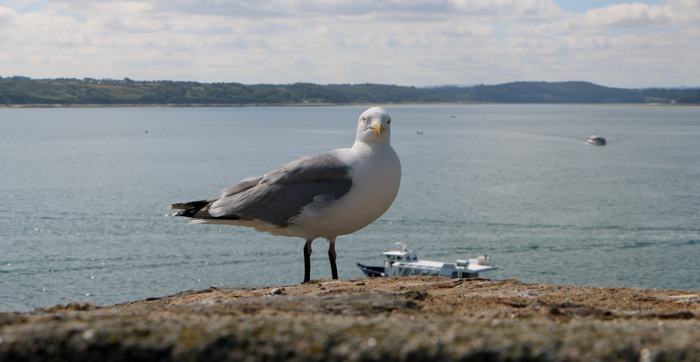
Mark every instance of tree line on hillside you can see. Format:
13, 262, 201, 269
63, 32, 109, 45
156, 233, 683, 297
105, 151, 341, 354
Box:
0, 77, 698, 105
426, 82, 700, 104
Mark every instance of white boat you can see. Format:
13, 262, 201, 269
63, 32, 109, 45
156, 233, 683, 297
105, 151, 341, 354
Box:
357, 243, 499, 278
587, 132, 606, 146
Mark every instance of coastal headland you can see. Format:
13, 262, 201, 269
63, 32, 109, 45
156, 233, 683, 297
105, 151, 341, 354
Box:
1, 277, 699, 361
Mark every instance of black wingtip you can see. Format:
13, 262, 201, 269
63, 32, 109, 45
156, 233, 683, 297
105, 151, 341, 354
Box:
169, 200, 211, 217
173, 209, 194, 217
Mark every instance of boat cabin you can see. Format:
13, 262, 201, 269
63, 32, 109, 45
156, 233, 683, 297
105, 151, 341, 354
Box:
382, 250, 418, 262
385, 260, 481, 278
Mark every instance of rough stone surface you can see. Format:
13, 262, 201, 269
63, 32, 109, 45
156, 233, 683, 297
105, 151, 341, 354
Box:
1, 277, 699, 361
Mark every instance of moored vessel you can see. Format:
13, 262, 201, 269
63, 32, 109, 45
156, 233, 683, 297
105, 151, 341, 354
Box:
357, 243, 499, 278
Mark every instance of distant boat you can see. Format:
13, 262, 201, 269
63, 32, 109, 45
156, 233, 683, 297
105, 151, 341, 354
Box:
357, 243, 499, 278
416, 131, 424, 135
587, 132, 606, 146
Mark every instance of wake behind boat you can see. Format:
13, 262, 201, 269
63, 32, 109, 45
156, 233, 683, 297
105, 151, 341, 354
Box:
587, 132, 606, 146
357, 243, 499, 278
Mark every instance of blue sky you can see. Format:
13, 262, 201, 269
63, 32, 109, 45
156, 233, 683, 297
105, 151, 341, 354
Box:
556, 0, 659, 12
0, 0, 698, 88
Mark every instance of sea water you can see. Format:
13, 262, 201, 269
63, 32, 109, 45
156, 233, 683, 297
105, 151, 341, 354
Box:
1, 104, 699, 312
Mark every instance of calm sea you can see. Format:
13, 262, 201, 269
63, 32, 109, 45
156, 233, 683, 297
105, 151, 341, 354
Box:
1, 105, 699, 312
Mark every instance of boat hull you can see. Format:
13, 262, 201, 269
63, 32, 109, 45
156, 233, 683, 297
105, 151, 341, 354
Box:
357, 262, 496, 279
357, 263, 386, 277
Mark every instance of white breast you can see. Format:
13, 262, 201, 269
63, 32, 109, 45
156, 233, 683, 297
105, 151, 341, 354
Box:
274, 142, 401, 239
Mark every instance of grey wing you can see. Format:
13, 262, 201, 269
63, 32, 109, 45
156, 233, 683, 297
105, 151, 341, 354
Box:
221, 176, 264, 196
207, 151, 353, 227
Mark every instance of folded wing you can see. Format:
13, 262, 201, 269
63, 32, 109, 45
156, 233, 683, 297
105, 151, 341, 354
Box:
170, 151, 353, 228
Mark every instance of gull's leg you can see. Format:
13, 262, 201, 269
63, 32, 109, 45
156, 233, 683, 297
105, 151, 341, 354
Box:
303, 239, 313, 283
328, 237, 338, 280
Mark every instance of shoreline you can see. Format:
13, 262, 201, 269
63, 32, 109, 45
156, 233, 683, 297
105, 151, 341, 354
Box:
2, 277, 698, 361
1, 102, 696, 109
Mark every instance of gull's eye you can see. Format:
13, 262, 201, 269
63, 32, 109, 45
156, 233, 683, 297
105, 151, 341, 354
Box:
362, 117, 366, 123
387, 119, 391, 125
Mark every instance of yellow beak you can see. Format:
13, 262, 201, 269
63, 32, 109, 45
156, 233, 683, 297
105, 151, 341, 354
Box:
370, 123, 384, 135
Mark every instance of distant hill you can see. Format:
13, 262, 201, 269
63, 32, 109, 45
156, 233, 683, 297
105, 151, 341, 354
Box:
0, 77, 698, 105
427, 81, 700, 104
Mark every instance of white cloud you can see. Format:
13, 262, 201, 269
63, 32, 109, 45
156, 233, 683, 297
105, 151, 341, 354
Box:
517, 0, 700, 35
0, 0, 698, 87
0, 5, 18, 26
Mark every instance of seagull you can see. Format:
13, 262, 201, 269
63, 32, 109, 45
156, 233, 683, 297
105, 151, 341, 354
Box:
170, 107, 401, 283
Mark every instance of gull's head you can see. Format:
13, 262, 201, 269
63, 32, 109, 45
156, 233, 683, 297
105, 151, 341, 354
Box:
356, 107, 392, 144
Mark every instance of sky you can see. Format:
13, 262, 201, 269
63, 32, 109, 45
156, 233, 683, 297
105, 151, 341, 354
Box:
0, 0, 698, 88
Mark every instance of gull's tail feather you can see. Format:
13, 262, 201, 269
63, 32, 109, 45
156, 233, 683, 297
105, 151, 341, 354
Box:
169, 200, 213, 217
